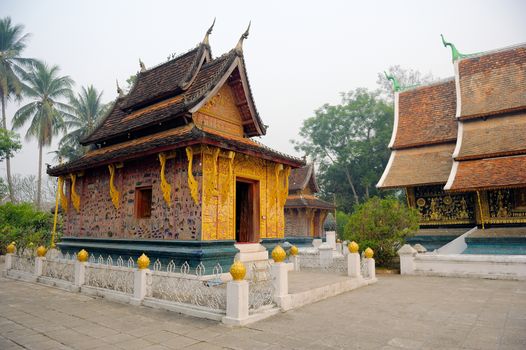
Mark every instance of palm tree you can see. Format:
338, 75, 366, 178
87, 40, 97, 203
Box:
0, 17, 35, 202
59, 85, 106, 161
12, 62, 73, 208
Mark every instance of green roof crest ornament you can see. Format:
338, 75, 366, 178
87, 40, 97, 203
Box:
384, 71, 400, 92
441, 34, 465, 62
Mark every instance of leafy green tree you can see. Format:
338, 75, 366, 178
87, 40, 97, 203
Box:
293, 88, 393, 212
12, 62, 73, 209
0, 17, 35, 202
58, 85, 106, 161
343, 196, 419, 267
0, 202, 55, 253
0, 128, 21, 161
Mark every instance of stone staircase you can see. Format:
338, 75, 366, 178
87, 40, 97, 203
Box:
234, 243, 271, 281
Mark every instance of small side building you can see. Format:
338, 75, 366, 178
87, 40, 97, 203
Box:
284, 164, 335, 245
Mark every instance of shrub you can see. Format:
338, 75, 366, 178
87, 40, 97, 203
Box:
0, 202, 58, 254
335, 211, 350, 240
343, 196, 419, 267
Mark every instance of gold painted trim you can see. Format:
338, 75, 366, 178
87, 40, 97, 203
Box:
185, 147, 199, 204
158, 152, 172, 206
108, 164, 120, 209
70, 173, 80, 213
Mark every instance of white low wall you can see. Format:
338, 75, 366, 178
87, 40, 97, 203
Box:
398, 244, 526, 280
414, 254, 526, 280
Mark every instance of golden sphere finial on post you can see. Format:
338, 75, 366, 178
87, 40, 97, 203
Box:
365, 247, 374, 259
137, 253, 150, 269
290, 245, 299, 256
6, 242, 16, 254
230, 260, 246, 281
77, 249, 89, 262
36, 246, 47, 257
271, 245, 286, 263
348, 241, 359, 253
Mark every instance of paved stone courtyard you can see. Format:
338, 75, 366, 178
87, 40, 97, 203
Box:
1, 272, 525, 350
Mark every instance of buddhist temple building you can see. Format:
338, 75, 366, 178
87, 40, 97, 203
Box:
47, 24, 304, 269
377, 40, 526, 250
284, 164, 335, 245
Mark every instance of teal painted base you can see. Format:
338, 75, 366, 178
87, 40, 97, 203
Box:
57, 237, 238, 274
284, 236, 314, 247
260, 238, 284, 252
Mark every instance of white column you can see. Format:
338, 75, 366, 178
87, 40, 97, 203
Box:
398, 244, 417, 275
74, 261, 86, 287
318, 243, 333, 267
291, 255, 300, 272
335, 242, 343, 255
271, 262, 289, 305
131, 268, 149, 305
325, 231, 336, 250
312, 239, 322, 248
347, 252, 361, 278
366, 258, 376, 279
342, 242, 350, 256
4, 254, 13, 272
34, 257, 44, 277
223, 280, 249, 325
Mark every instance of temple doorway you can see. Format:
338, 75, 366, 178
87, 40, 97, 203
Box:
235, 179, 259, 243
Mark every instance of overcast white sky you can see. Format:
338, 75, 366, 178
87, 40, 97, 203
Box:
2, 0, 525, 179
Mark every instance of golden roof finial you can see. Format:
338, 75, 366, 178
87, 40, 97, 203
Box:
139, 58, 146, 72
235, 21, 251, 53
202, 17, 216, 46
116, 79, 123, 97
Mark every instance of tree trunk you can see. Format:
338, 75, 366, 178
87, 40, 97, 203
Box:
36, 143, 43, 209
343, 167, 360, 205
1, 94, 15, 202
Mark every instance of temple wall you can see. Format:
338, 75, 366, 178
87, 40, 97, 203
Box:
284, 208, 329, 238
64, 152, 203, 240
201, 149, 288, 240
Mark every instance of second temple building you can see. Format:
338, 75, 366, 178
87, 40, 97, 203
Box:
377, 41, 526, 250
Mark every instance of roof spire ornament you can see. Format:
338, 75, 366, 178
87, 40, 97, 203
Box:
202, 18, 216, 46
235, 21, 251, 53
384, 71, 400, 92
139, 59, 146, 72
116, 79, 124, 97
441, 34, 463, 62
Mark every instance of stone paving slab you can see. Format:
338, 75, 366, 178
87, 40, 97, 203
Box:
1, 271, 526, 349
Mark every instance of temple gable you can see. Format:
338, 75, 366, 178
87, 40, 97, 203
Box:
194, 84, 244, 137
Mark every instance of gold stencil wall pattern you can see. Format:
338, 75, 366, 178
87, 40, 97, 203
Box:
201, 151, 286, 241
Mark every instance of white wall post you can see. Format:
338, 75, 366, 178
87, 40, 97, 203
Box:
131, 268, 149, 305
366, 258, 376, 279
4, 253, 13, 272
291, 255, 300, 272
325, 231, 336, 250
271, 262, 289, 305
34, 257, 44, 277
342, 242, 349, 256
224, 280, 249, 325
74, 261, 86, 287
318, 243, 333, 267
347, 253, 361, 278
398, 244, 417, 275
312, 239, 322, 249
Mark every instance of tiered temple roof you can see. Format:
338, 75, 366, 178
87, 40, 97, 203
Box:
377, 78, 458, 189
378, 41, 526, 192
445, 43, 526, 191
49, 33, 302, 176
286, 164, 335, 210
